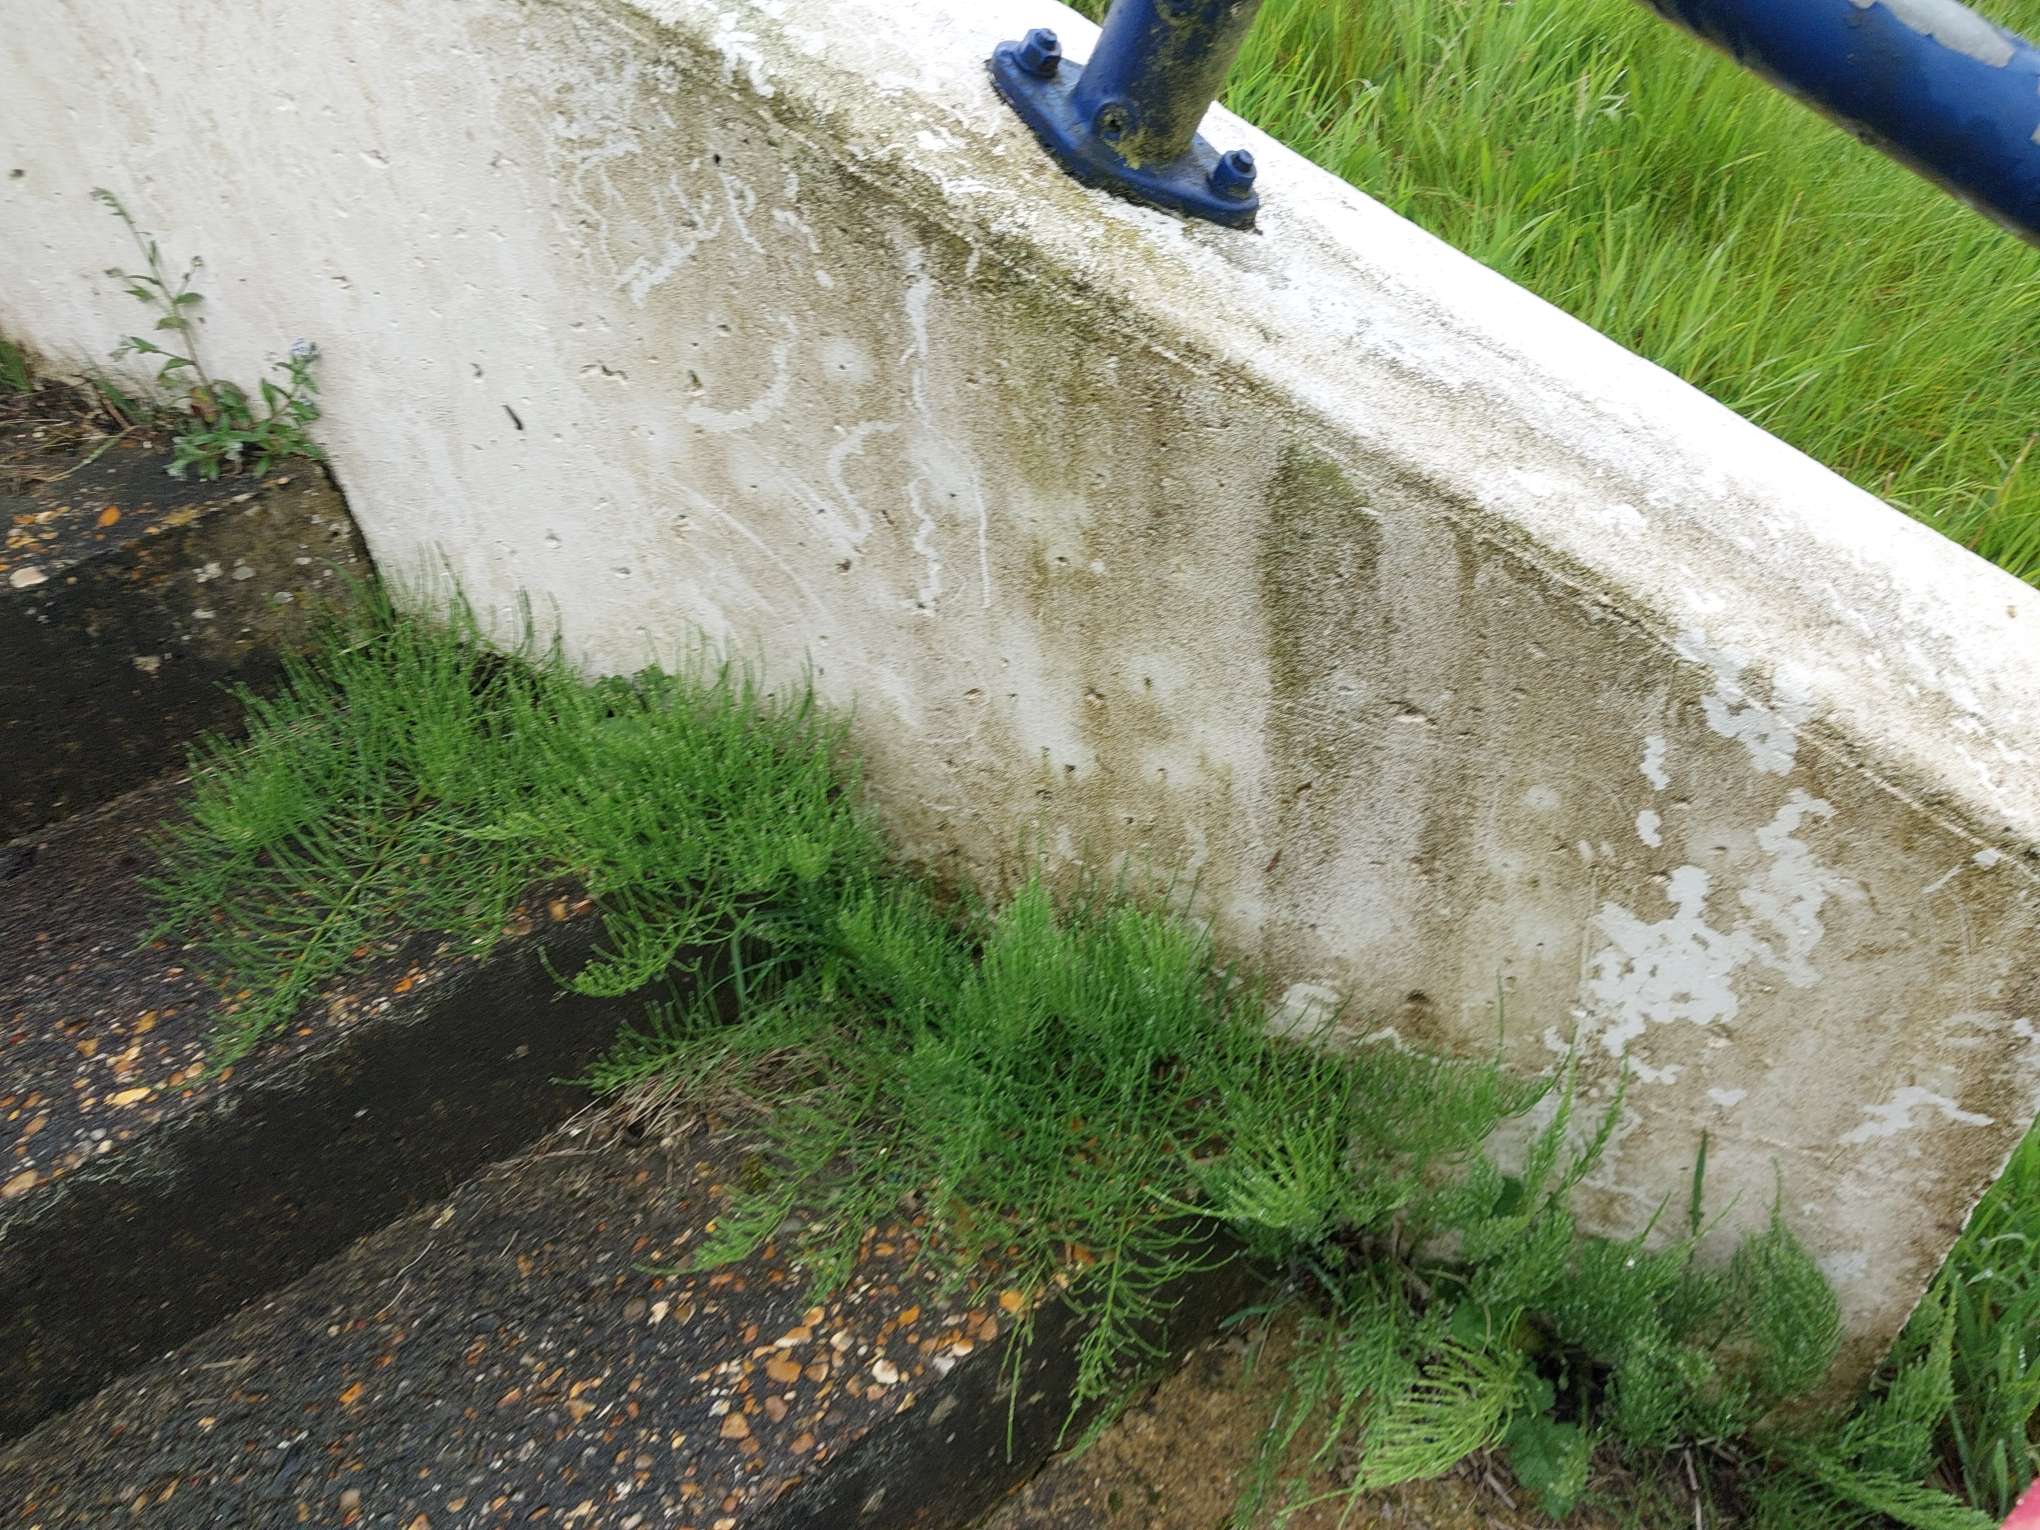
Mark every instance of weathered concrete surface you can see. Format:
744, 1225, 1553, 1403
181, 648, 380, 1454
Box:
0, 388, 371, 835
4, 0, 2038, 1374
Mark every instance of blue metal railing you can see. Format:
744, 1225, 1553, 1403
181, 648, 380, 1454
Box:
1645, 0, 2040, 244
990, 1, 1267, 228
991, 0, 2040, 244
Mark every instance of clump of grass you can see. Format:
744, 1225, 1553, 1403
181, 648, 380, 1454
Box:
0, 337, 31, 395
598, 879, 1600, 1420
149, 588, 884, 1065
1067, 0, 2040, 581
154, 597, 1984, 1524
602, 879, 1291, 1410
1248, 1155, 1979, 1528
1910, 1129, 2040, 1517
610, 871, 1981, 1527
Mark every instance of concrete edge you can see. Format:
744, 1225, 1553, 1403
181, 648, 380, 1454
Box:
664, 0, 2040, 866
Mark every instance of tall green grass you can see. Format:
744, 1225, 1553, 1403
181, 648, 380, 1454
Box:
1927, 1131, 2040, 1516
1069, 0, 2040, 581
148, 590, 880, 1065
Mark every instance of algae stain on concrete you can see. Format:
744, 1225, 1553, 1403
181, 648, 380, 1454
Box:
1255, 444, 1384, 795
1251, 443, 1459, 1033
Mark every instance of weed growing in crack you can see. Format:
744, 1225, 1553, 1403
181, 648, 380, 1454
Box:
92, 188, 323, 479
0, 336, 30, 394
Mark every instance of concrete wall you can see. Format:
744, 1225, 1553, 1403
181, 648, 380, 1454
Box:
6, 0, 2039, 1376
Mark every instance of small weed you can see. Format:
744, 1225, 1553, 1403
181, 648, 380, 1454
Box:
92, 188, 323, 479
0, 336, 30, 394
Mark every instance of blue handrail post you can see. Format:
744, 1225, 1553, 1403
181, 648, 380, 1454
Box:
1639, 0, 2040, 244
990, 0, 1267, 229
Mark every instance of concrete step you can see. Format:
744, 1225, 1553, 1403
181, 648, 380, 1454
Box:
0, 1118, 1255, 1530
0, 388, 372, 837
0, 773, 665, 1439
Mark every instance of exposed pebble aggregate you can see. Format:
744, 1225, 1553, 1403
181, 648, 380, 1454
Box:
1, 1122, 1021, 1529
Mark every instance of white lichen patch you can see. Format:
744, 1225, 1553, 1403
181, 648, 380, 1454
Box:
1839, 1085, 1992, 1145
1586, 865, 1743, 1053
1675, 628, 1815, 776
1268, 981, 1343, 1042
1628, 1057, 1682, 1085
1584, 792, 1856, 1060
1739, 791, 1860, 985
1639, 734, 1669, 790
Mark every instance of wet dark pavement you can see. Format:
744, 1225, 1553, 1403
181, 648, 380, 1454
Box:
0, 770, 640, 1437
0, 1116, 1252, 1530
0, 399, 371, 835
3, 775, 211, 1204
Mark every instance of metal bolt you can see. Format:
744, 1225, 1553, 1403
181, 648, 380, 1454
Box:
1210, 147, 1257, 200
1016, 27, 1063, 78
1093, 99, 1136, 142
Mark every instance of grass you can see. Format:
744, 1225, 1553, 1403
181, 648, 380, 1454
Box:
148, 588, 881, 1066
0, 338, 30, 395
1065, 0, 2040, 583
606, 883, 1970, 1528
149, 595, 1989, 1527
1926, 1130, 2040, 1517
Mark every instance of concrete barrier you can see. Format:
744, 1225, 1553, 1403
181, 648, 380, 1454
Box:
5, 0, 2038, 1377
